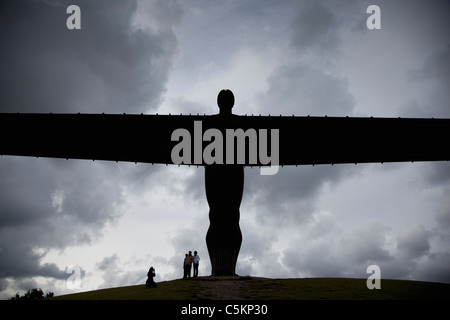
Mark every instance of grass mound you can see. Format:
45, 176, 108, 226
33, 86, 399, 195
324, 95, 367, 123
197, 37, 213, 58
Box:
53, 277, 449, 300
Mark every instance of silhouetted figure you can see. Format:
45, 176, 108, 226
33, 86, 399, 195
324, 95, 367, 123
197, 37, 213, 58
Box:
193, 250, 200, 278
186, 251, 194, 278
205, 90, 244, 276
183, 253, 188, 279
146, 266, 157, 288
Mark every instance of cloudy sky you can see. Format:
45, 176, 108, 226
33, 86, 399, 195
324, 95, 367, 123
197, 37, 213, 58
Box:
0, 0, 449, 298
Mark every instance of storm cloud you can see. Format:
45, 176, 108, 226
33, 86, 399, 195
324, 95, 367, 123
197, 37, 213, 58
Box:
0, 0, 181, 297
0, 0, 449, 298
0, 0, 180, 113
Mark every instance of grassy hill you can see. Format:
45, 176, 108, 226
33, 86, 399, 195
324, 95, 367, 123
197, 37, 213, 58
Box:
53, 276, 450, 300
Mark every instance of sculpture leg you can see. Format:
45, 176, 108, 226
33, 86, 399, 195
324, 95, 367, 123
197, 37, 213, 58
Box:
206, 215, 242, 276
205, 165, 244, 276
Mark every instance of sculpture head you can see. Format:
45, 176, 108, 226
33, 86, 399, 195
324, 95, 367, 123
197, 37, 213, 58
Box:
217, 89, 234, 114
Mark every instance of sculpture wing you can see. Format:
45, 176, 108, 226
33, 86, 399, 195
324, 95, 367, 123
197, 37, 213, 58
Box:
0, 113, 190, 164
1, 113, 449, 166
237, 115, 450, 165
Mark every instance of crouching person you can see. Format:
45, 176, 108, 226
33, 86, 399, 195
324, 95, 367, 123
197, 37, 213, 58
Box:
146, 266, 157, 288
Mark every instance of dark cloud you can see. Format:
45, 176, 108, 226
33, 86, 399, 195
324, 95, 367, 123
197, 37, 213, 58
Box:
244, 166, 357, 228
245, 1, 359, 225
0, 233, 67, 280
339, 223, 393, 265
400, 44, 450, 234
259, 63, 355, 116
397, 225, 430, 260
413, 45, 450, 84
289, 0, 370, 56
414, 252, 450, 283
0, 0, 181, 296
284, 246, 345, 278
422, 162, 450, 199
0, 0, 180, 113
0, 159, 123, 281
290, 1, 339, 52
1, 0, 449, 297
390, 223, 450, 283
386, 5, 450, 282
0, 157, 168, 297
279, 214, 392, 278
400, 45, 450, 118
96, 254, 146, 289
280, 216, 450, 283
434, 196, 450, 229
0, 279, 8, 292
239, 0, 450, 284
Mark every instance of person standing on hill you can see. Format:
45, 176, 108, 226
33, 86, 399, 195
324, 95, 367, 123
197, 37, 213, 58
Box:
183, 253, 188, 279
186, 251, 194, 278
193, 251, 200, 278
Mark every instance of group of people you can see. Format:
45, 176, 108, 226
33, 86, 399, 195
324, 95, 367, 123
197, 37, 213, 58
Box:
183, 250, 200, 279
145, 250, 200, 288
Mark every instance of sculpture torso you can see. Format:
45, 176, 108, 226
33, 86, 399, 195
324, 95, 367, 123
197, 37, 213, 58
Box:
205, 113, 244, 276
